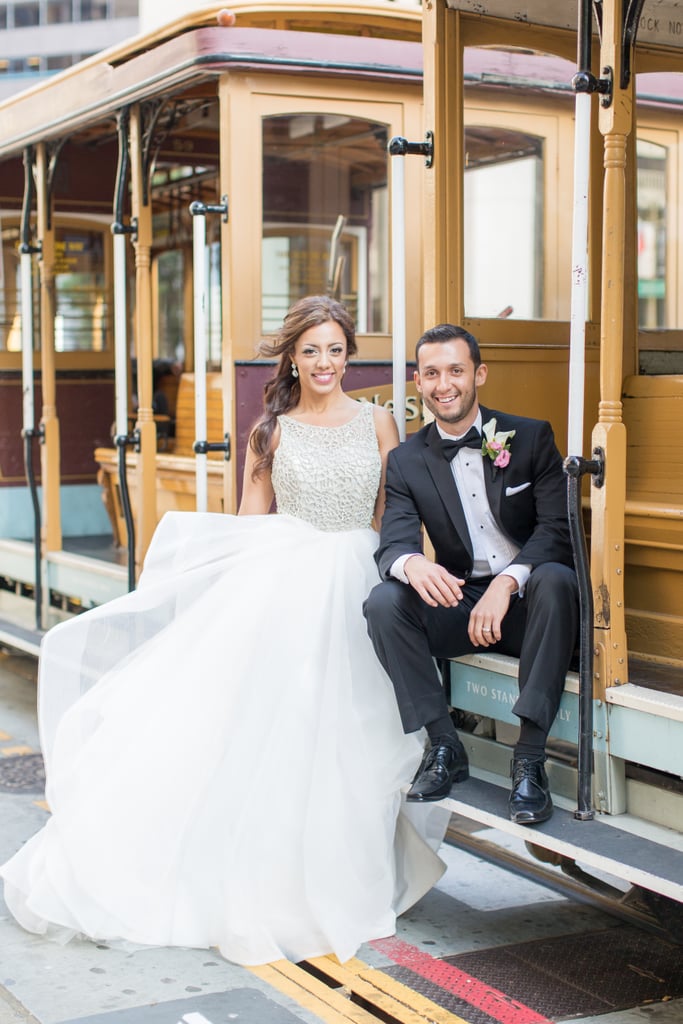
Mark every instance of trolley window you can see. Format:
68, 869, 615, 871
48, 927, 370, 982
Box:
462, 46, 576, 323
261, 112, 389, 334
2, 222, 110, 353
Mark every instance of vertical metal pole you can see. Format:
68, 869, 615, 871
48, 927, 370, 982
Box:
390, 151, 407, 441
112, 228, 136, 592
568, 90, 591, 457
193, 211, 208, 512
20, 249, 42, 631
112, 107, 137, 591
20, 144, 43, 632
35, 143, 61, 557
113, 233, 129, 439
20, 253, 35, 433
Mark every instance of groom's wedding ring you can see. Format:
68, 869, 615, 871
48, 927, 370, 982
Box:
483, 627, 491, 632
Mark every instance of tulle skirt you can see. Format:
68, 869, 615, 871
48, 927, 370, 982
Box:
1, 512, 447, 965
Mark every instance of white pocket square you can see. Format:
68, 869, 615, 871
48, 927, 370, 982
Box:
505, 482, 532, 497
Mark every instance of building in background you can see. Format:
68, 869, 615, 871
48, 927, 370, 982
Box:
0, 0, 137, 99
0, 1, 422, 99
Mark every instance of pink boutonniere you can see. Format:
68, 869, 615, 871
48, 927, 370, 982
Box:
481, 418, 515, 479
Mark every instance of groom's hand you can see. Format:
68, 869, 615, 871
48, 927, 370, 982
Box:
405, 555, 464, 608
468, 573, 517, 646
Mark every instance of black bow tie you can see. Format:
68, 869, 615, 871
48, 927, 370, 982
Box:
440, 426, 482, 462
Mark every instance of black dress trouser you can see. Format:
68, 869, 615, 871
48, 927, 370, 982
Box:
363, 562, 579, 737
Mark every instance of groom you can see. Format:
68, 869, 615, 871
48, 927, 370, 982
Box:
364, 324, 578, 824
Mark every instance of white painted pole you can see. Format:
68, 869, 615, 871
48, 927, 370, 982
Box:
20, 252, 35, 433
568, 91, 591, 457
390, 152, 407, 441
113, 232, 129, 438
193, 212, 208, 513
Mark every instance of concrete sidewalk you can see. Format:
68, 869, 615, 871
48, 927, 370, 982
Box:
0, 651, 325, 1024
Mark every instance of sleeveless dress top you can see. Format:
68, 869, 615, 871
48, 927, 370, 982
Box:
0, 398, 447, 967
272, 401, 380, 531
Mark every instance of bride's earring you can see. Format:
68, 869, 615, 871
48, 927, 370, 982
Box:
291, 363, 298, 378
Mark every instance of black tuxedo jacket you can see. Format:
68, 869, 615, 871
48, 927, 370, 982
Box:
376, 406, 573, 581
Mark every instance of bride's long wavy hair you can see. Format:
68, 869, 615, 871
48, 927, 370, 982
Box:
249, 295, 357, 479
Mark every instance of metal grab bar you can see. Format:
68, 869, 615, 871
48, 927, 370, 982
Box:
387, 133, 433, 442
193, 436, 231, 459
20, 146, 43, 631
111, 108, 138, 592
564, 450, 604, 820
189, 197, 230, 513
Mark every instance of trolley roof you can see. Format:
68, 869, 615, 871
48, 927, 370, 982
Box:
445, 0, 683, 50
0, 2, 422, 159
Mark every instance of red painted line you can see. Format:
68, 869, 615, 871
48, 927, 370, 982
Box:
371, 936, 553, 1024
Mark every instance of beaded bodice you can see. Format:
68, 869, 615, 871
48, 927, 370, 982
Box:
272, 401, 380, 531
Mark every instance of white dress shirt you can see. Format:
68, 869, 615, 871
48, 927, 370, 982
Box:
390, 412, 531, 592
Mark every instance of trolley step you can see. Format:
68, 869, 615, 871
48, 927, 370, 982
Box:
440, 773, 683, 905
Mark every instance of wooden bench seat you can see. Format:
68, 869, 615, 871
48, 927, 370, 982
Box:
622, 374, 683, 663
95, 372, 226, 548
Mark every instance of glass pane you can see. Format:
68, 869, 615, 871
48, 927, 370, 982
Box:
635, 72, 683, 341
1, 224, 39, 352
208, 240, 221, 365
636, 139, 667, 329
463, 46, 576, 322
47, 55, 73, 71
80, 0, 108, 19
1, 224, 109, 352
156, 249, 185, 363
14, 2, 39, 26
262, 112, 389, 333
54, 229, 109, 352
47, 0, 73, 24
464, 128, 543, 319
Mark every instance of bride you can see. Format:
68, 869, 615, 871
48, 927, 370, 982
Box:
0, 295, 446, 967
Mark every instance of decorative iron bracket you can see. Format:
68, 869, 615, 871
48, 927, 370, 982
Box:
45, 139, 66, 232
112, 107, 138, 241
20, 147, 41, 255
140, 99, 183, 207
591, 0, 647, 96
621, 0, 647, 90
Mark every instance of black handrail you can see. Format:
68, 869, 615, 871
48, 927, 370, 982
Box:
22, 428, 43, 631
116, 431, 139, 593
20, 145, 43, 631
564, 450, 604, 820
111, 108, 138, 593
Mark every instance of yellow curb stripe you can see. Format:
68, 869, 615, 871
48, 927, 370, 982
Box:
0, 745, 33, 756
309, 956, 469, 1024
33, 800, 50, 811
355, 964, 469, 1024
250, 959, 377, 1024
0, 731, 11, 741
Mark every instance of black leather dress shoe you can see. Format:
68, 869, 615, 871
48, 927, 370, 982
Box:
406, 740, 469, 802
509, 756, 553, 824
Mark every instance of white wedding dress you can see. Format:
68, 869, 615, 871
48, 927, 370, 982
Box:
1, 401, 447, 966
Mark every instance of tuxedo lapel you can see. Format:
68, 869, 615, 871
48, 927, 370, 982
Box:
421, 424, 474, 559
483, 448, 505, 522
480, 407, 511, 528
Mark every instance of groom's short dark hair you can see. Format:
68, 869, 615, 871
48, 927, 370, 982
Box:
415, 324, 481, 369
